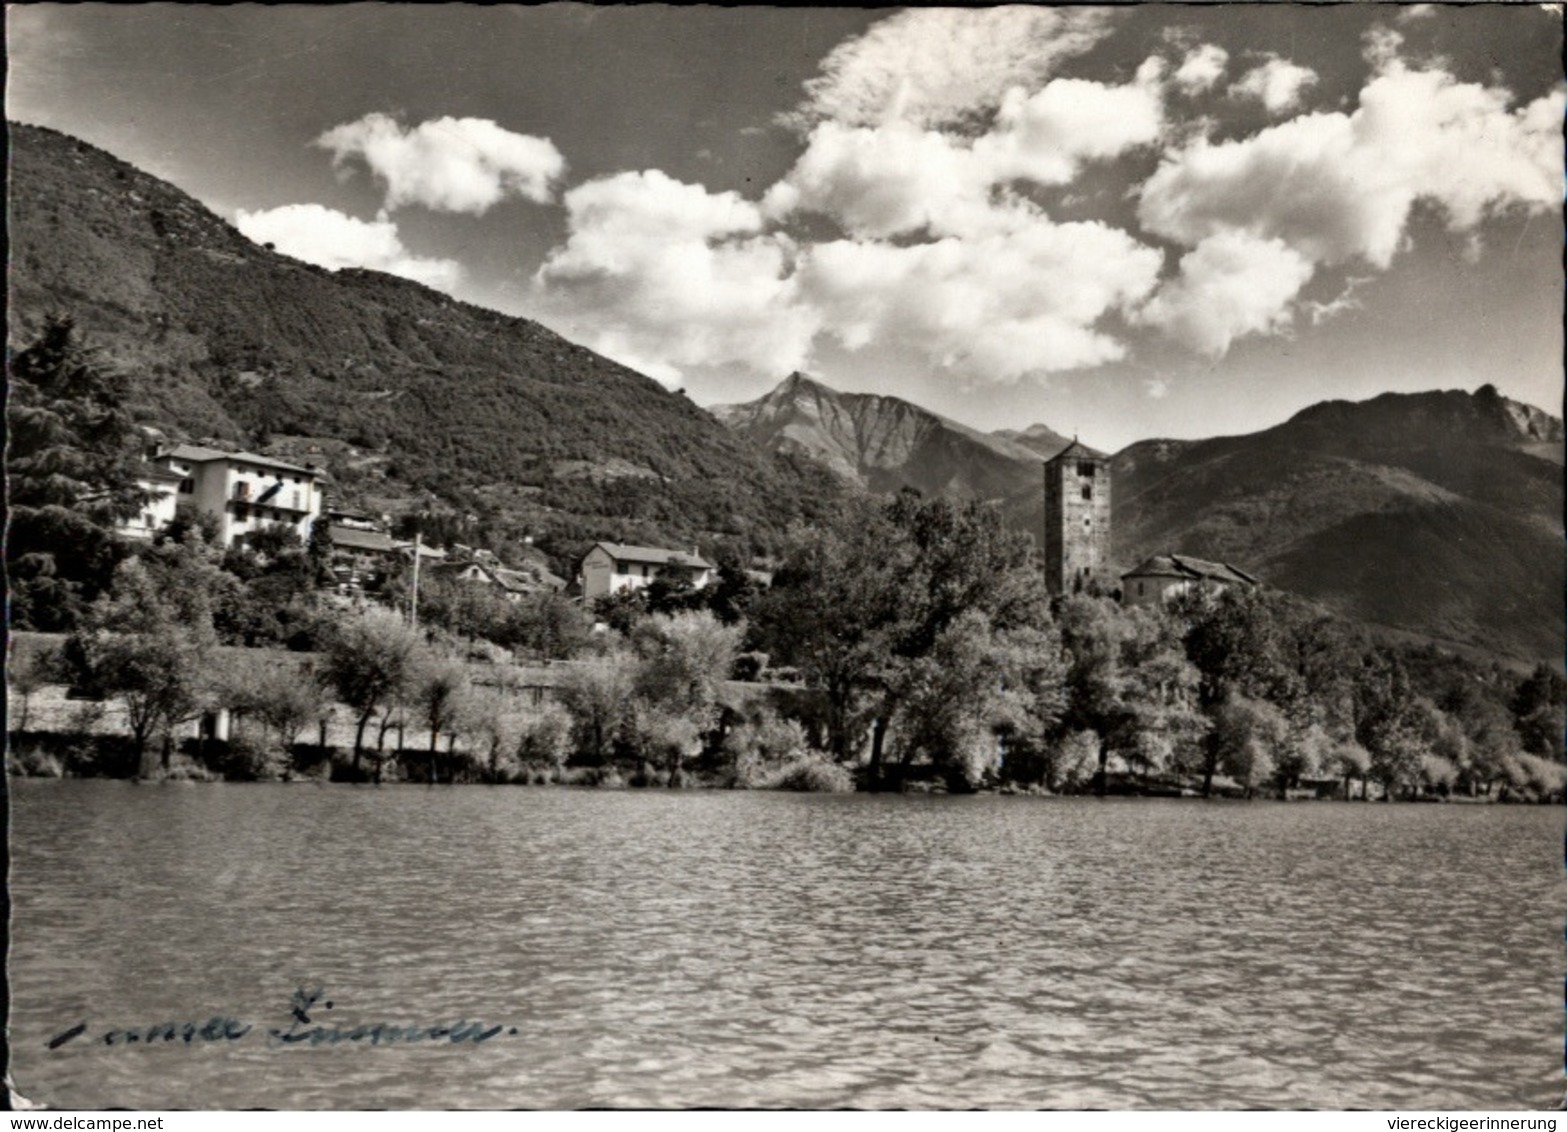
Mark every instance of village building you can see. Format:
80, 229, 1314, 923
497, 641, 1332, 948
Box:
150, 443, 324, 548
328, 524, 404, 592
431, 559, 567, 600
1120, 554, 1260, 608
1043, 440, 1114, 596
120, 461, 186, 541
579, 542, 715, 602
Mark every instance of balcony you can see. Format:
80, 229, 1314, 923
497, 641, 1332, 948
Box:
230, 481, 310, 514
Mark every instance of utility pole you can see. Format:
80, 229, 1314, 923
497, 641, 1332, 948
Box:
409, 531, 422, 627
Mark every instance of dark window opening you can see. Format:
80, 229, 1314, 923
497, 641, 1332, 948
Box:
1081, 484, 1093, 501
179, 478, 195, 494
1077, 461, 1095, 478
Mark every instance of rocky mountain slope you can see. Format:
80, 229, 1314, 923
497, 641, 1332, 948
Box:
6, 122, 847, 566
711, 372, 1070, 501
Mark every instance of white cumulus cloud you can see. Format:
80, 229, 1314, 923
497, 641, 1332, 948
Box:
315, 113, 565, 214
761, 121, 984, 239
973, 73, 1166, 186
785, 6, 1119, 130
1229, 57, 1320, 114
534, 170, 1164, 387
1135, 231, 1315, 356
534, 170, 819, 385
1142, 64, 1564, 271
798, 206, 1163, 381
1173, 44, 1229, 94
1136, 55, 1562, 355
234, 203, 463, 291
768, 70, 1165, 240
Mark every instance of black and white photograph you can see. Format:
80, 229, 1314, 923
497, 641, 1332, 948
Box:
5, 2, 1564, 1113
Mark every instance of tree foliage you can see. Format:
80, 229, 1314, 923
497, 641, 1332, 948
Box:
318, 607, 423, 768
64, 555, 216, 771
7, 315, 146, 629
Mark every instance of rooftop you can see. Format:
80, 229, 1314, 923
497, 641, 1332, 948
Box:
1044, 439, 1108, 464
1122, 554, 1259, 586
158, 444, 317, 476
133, 460, 186, 484
590, 542, 715, 569
328, 525, 401, 553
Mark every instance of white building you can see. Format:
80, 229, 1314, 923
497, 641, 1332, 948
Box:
152, 444, 324, 548
579, 542, 715, 602
120, 461, 186, 541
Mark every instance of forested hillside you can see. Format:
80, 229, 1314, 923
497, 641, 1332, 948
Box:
7, 122, 847, 568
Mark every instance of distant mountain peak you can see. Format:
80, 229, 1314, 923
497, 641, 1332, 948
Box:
711, 372, 1070, 502
993, 420, 1076, 460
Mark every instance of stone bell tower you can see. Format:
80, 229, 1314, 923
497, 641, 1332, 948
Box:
1043, 440, 1112, 596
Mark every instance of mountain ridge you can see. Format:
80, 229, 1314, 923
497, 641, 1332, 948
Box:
710, 372, 1073, 502
726, 373, 1563, 664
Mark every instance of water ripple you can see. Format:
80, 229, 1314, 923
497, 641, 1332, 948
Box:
8, 783, 1561, 1109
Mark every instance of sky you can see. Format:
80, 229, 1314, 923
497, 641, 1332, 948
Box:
8, 3, 1564, 452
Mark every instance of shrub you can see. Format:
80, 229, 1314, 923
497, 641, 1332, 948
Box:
216, 733, 287, 781
1048, 730, 1101, 793
1512, 752, 1566, 800
765, 752, 854, 793
8, 744, 65, 778
517, 702, 572, 773
723, 709, 808, 788
162, 757, 221, 783
1420, 753, 1458, 792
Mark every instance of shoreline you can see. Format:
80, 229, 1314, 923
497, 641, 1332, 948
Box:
7, 735, 1546, 804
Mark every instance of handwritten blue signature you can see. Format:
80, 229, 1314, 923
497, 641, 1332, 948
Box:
46, 987, 520, 1050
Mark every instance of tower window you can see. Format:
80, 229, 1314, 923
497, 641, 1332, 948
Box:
1077, 461, 1095, 477
1081, 484, 1093, 501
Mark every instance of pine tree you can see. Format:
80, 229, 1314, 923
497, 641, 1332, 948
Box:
7, 315, 147, 629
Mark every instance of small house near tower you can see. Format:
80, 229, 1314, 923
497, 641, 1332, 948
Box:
1120, 554, 1260, 608
1043, 440, 1113, 596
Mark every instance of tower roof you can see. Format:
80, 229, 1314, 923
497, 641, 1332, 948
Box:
1044, 439, 1107, 464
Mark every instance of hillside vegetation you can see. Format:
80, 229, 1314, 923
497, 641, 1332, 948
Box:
1106, 387, 1565, 662
6, 122, 847, 568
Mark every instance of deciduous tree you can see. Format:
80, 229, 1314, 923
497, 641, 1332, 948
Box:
319, 607, 423, 771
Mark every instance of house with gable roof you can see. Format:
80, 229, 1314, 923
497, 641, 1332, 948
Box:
579, 542, 715, 602
151, 443, 324, 548
1120, 554, 1260, 608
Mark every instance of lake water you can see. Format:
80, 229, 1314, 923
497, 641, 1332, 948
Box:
8, 780, 1563, 1110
